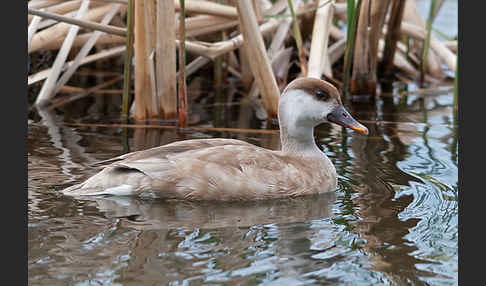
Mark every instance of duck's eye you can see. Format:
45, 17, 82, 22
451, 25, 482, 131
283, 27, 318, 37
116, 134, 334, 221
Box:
315, 90, 329, 100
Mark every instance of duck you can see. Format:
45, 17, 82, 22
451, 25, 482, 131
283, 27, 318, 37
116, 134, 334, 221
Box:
61, 77, 368, 200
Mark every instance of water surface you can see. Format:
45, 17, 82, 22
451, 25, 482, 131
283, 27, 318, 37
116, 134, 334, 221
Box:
28, 80, 458, 285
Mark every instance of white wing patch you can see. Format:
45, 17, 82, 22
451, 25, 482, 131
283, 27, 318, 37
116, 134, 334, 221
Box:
103, 184, 135, 196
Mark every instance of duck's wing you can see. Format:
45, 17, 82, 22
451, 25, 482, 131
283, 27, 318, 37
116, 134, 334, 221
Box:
62, 139, 257, 197
115, 144, 332, 200
89, 138, 252, 167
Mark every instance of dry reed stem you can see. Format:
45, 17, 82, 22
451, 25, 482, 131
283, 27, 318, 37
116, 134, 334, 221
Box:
328, 38, 345, 64
177, 0, 188, 128
28, 0, 64, 9
174, 0, 238, 18
29, 0, 82, 23
37, 11, 78, 30
239, 27, 253, 90
329, 25, 345, 39
403, 0, 443, 77
39, 32, 125, 51
368, 0, 389, 71
134, 0, 150, 120
332, 2, 346, 15
401, 22, 456, 72
34, 1, 111, 29
143, 0, 158, 117
121, 0, 134, 121
245, 0, 301, 99
35, 0, 90, 108
250, 0, 301, 97
29, 4, 117, 53
271, 47, 293, 89
178, 18, 281, 60
180, 15, 239, 38
349, 0, 389, 95
307, 0, 334, 79
252, 0, 263, 23
378, 40, 418, 76
157, 0, 178, 119
267, 1, 298, 58
236, 1, 280, 118
28, 45, 125, 85
28, 7, 126, 37
28, 14, 43, 48
350, 0, 373, 95
180, 56, 211, 78
147, 51, 158, 116
53, 4, 121, 94
91, 0, 128, 4
381, 0, 406, 76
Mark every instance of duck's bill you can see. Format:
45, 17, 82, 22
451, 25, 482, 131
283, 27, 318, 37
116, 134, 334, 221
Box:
327, 105, 369, 135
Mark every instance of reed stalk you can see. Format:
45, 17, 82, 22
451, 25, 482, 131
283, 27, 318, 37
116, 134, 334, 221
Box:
143, 0, 158, 117
239, 29, 253, 90
213, 0, 226, 127
287, 0, 307, 77
342, 0, 361, 96
181, 15, 238, 37
175, 18, 281, 60
401, 22, 456, 72
177, 0, 188, 128
121, 0, 134, 122
28, 0, 64, 10
214, 0, 224, 91
53, 4, 121, 94
157, 0, 178, 119
28, 4, 118, 53
174, 0, 238, 18
236, 1, 280, 118
134, 0, 149, 120
420, 0, 438, 84
35, 0, 90, 108
349, 0, 389, 96
28, 14, 43, 48
267, 1, 296, 58
403, 0, 443, 78
38, 32, 124, 51
307, 0, 334, 79
29, 0, 82, 23
27, 6, 126, 38
381, 0, 406, 77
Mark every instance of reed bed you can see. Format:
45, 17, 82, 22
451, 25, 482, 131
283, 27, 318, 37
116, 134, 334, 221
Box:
28, 0, 458, 123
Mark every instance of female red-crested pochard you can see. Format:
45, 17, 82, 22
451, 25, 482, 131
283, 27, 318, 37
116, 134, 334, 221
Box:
62, 77, 368, 200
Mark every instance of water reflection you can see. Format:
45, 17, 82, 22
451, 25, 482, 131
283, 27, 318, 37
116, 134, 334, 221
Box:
71, 192, 336, 229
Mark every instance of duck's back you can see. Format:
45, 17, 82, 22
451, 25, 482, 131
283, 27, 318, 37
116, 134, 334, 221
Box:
62, 138, 337, 200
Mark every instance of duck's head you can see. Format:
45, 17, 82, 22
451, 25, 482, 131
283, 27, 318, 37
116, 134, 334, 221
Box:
278, 77, 368, 135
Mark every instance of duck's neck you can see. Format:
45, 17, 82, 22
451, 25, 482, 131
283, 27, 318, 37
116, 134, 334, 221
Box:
278, 102, 322, 156
279, 120, 321, 155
